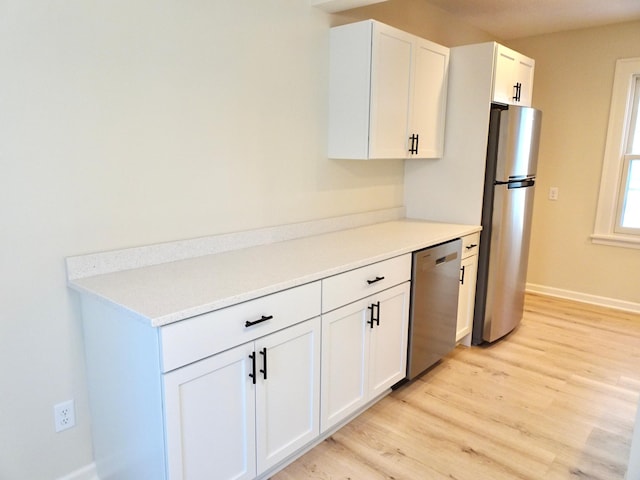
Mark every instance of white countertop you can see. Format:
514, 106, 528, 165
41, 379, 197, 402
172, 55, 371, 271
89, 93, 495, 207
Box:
68, 219, 480, 327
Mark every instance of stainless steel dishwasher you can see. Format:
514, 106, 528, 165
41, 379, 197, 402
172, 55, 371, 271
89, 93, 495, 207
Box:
407, 238, 462, 380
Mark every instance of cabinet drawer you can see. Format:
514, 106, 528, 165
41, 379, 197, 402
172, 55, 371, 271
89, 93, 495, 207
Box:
461, 233, 480, 259
322, 254, 411, 313
160, 281, 321, 372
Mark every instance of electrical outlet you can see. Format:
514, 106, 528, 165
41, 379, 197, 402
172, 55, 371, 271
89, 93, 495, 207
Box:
549, 186, 559, 201
54, 399, 75, 432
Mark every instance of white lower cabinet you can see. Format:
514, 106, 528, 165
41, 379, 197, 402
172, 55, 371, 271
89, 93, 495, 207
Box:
456, 233, 480, 343
164, 317, 321, 480
320, 282, 410, 432
78, 252, 419, 480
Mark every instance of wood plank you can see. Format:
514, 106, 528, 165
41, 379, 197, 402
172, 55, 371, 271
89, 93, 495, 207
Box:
273, 294, 640, 480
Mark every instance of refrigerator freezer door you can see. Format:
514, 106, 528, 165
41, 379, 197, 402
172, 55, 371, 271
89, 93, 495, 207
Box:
483, 181, 536, 342
496, 106, 542, 180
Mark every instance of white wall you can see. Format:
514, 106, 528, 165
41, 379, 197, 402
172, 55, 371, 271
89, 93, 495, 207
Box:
0, 1, 405, 477
0, 0, 497, 477
6, 0, 638, 477
508, 21, 640, 306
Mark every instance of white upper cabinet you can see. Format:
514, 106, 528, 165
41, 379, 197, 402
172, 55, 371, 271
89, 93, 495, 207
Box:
328, 20, 449, 159
492, 44, 535, 106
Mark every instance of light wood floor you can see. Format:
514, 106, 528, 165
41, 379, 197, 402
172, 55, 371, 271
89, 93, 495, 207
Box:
273, 294, 640, 480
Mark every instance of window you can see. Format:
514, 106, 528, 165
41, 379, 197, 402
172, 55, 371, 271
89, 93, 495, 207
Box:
619, 157, 640, 230
592, 57, 640, 248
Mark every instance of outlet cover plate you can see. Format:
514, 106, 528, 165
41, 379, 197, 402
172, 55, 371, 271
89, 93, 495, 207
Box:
54, 399, 75, 432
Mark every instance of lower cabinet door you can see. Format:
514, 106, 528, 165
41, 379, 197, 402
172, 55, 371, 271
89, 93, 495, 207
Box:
320, 297, 369, 432
164, 343, 257, 480
320, 282, 410, 433
164, 317, 321, 480
255, 317, 321, 474
368, 282, 410, 398
456, 255, 478, 342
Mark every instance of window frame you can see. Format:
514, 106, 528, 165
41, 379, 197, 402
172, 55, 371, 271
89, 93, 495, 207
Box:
592, 57, 640, 249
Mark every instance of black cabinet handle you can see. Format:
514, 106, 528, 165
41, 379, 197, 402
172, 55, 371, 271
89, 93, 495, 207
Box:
367, 303, 375, 328
465, 243, 478, 250
249, 352, 256, 384
367, 276, 385, 285
460, 265, 466, 285
415, 134, 419, 154
367, 301, 381, 328
245, 315, 273, 328
513, 82, 522, 102
259, 347, 267, 380
409, 134, 419, 154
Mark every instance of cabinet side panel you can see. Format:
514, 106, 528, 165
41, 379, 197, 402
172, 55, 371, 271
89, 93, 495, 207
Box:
81, 298, 166, 479
404, 42, 495, 225
328, 21, 372, 159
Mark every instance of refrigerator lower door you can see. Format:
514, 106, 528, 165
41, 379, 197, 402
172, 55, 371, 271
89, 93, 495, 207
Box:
482, 182, 535, 343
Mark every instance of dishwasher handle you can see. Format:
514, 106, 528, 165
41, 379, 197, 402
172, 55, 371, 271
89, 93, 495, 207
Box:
417, 243, 460, 271
436, 252, 459, 266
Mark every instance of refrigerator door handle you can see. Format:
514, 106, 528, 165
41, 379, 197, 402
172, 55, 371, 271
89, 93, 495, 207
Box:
495, 178, 535, 189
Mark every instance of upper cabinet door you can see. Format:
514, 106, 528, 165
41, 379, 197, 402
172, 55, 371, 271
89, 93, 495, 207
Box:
409, 39, 450, 159
492, 44, 535, 106
514, 54, 535, 106
369, 23, 413, 159
328, 20, 449, 160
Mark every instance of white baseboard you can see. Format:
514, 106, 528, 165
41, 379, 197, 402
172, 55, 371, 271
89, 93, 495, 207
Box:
56, 463, 98, 480
526, 283, 640, 314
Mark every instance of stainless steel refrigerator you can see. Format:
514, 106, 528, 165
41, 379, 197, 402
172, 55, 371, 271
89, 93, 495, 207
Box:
472, 104, 542, 345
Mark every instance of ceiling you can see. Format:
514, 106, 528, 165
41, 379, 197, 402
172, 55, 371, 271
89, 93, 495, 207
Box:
421, 0, 640, 39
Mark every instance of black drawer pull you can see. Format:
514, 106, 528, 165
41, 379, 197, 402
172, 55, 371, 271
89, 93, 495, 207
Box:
245, 315, 273, 328
465, 243, 478, 250
367, 276, 385, 285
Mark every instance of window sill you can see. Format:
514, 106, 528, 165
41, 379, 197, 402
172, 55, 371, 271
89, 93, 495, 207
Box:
591, 233, 640, 249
